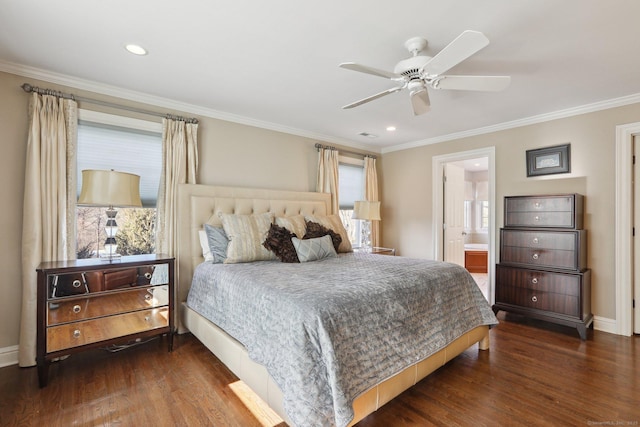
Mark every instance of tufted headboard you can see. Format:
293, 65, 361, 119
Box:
175, 183, 332, 331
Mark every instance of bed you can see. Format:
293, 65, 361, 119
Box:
175, 183, 498, 427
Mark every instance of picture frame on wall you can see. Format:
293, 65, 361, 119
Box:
526, 143, 571, 177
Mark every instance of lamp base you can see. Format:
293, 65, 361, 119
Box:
99, 252, 122, 262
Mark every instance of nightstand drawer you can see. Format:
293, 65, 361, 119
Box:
500, 246, 581, 270
47, 307, 169, 352
501, 229, 583, 250
48, 285, 168, 325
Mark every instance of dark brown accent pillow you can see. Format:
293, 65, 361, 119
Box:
303, 221, 342, 253
263, 223, 300, 263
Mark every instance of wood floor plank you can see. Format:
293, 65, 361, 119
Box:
1, 313, 639, 426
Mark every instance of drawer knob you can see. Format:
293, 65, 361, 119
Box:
73, 329, 81, 338
532, 237, 539, 244
534, 215, 540, 221
144, 315, 150, 322
531, 296, 538, 302
532, 253, 539, 260
534, 202, 541, 208
144, 272, 152, 280
72, 304, 81, 314
532, 278, 538, 284
145, 294, 152, 301
72, 279, 82, 288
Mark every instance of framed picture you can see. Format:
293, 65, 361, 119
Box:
526, 144, 571, 177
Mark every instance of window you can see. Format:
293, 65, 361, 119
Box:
76, 111, 162, 258
338, 159, 366, 247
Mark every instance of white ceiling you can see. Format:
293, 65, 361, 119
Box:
2, 0, 640, 153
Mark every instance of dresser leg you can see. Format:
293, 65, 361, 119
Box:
576, 324, 587, 341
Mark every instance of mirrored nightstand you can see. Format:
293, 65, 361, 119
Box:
353, 246, 396, 256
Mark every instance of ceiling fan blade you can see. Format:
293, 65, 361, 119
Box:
434, 75, 511, 91
421, 30, 490, 76
410, 89, 430, 115
342, 86, 404, 109
340, 62, 400, 79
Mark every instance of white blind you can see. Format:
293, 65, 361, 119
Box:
77, 121, 162, 207
338, 163, 364, 209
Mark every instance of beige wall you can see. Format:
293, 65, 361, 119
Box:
381, 103, 640, 320
0, 70, 376, 350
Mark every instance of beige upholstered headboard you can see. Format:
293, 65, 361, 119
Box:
175, 183, 332, 331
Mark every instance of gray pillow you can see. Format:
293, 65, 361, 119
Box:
204, 224, 229, 263
291, 235, 337, 262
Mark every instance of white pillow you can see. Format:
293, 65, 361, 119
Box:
198, 230, 213, 262
304, 214, 353, 253
219, 212, 276, 263
291, 235, 337, 262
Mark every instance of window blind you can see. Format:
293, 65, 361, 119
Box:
338, 163, 364, 209
77, 121, 162, 207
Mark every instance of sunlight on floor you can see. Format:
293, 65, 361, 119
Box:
228, 380, 284, 427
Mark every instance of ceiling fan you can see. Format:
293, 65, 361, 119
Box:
339, 31, 511, 115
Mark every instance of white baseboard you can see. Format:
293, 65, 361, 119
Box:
0, 345, 19, 368
593, 316, 617, 335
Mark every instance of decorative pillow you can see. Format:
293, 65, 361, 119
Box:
263, 223, 299, 263
292, 235, 337, 262
303, 221, 342, 253
219, 212, 276, 263
198, 230, 214, 262
203, 224, 229, 263
275, 215, 306, 239
304, 214, 353, 253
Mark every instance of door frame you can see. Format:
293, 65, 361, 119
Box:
615, 121, 640, 336
432, 147, 496, 303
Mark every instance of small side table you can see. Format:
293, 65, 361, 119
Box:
354, 246, 396, 256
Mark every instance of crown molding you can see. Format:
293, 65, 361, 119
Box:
382, 93, 640, 153
0, 60, 378, 153
5, 60, 638, 156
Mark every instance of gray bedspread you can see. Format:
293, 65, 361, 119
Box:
186, 253, 498, 427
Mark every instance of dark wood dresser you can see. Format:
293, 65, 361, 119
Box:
36, 254, 174, 386
493, 194, 593, 339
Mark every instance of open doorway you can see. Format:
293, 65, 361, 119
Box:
432, 147, 496, 304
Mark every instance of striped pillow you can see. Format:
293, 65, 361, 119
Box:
219, 212, 276, 263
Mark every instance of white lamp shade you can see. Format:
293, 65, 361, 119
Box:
78, 170, 142, 207
353, 200, 381, 221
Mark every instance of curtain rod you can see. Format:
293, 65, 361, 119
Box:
314, 143, 377, 159
21, 83, 199, 124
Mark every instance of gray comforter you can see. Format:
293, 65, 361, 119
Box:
186, 253, 498, 427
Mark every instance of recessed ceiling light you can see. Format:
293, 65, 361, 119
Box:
474, 163, 481, 167
386, 126, 396, 131
125, 44, 148, 55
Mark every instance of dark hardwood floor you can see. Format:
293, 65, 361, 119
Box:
1, 313, 639, 426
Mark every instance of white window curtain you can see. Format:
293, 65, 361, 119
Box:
364, 156, 380, 247
155, 118, 198, 256
20, 93, 78, 367
316, 147, 340, 214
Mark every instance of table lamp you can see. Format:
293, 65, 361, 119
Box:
353, 200, 381, 251
78, 169, 142, 260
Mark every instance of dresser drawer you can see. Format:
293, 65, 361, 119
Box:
48, 285, 168, 326
496, 265, 581, 296
500, 229, 586, 270
495, 265, 589, 319
47, 307, 169, 352
496, 284, 579, 317
504, 194, 583, 228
